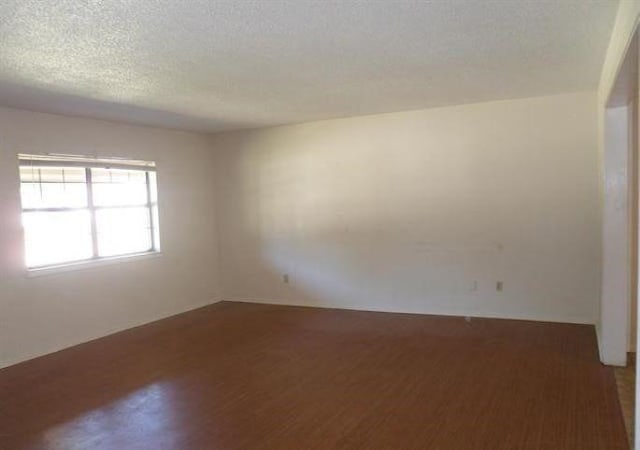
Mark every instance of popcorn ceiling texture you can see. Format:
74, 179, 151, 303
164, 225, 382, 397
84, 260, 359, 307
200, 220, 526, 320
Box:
0, 0, 619, 132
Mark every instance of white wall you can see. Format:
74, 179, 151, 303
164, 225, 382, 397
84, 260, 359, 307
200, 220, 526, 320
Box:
211, 92, 600, 324
602, 104, 632, 366
629, 94, 638, 354
596, 0, 640, 369
0, 107, 221, 369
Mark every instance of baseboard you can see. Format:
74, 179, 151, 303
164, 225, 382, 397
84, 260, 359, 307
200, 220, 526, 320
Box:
2, 296, 594, 370
222, 296, 595, 325
0, 296, 222, 370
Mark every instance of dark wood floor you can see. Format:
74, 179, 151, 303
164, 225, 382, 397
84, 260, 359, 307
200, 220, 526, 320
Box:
0, 301, 628, 450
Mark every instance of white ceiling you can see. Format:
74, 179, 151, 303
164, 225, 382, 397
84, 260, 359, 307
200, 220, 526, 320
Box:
0, 0, 619, 132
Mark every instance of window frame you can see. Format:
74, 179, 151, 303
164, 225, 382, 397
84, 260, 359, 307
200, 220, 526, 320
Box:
19, 157, 161, 271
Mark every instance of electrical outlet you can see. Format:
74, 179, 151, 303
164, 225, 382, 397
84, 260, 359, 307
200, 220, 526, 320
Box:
283, 274, 289, 284
496, 281, 503, 292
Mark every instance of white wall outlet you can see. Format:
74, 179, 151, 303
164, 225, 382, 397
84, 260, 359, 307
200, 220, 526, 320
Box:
283, 274, 289, 284
496, 281, 503, 292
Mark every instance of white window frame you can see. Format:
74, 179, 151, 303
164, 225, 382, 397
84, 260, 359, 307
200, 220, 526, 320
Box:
19, 155, 161, 273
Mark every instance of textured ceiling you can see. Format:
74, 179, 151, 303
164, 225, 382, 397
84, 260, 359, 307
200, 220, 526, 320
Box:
0, 0, 619, 132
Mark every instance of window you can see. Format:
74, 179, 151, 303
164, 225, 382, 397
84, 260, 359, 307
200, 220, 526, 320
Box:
19, 155, 160, 269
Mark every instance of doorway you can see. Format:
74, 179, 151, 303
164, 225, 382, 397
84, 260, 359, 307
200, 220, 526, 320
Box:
602, 28, 639, 449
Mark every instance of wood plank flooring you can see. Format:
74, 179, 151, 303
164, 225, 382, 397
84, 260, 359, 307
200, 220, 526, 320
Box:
0, 301, 628, 450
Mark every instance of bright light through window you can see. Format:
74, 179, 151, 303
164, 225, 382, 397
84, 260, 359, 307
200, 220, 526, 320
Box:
19, 156, 160, 269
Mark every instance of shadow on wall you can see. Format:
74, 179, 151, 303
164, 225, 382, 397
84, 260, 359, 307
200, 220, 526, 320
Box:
214, 104, 598, 323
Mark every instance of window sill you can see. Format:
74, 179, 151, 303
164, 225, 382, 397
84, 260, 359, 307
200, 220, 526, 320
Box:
25, 251, 163, 278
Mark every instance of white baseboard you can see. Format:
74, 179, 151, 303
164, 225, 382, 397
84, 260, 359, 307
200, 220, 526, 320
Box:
2, 295, 595, 370
222, 296, 595, 325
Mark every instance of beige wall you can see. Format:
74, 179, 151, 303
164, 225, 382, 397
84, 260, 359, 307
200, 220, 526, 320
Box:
211, 92, 600, 324
0, 107, 221, 368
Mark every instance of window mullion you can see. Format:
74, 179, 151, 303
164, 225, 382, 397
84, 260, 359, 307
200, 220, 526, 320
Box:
85, 168, 99, 258
145, 171, 156, 252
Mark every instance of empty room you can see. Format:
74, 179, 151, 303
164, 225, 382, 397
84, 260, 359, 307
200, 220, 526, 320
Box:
1, 0, 639, 449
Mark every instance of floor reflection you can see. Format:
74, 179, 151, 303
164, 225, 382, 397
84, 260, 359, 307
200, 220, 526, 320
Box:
40, 381, 180, 450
